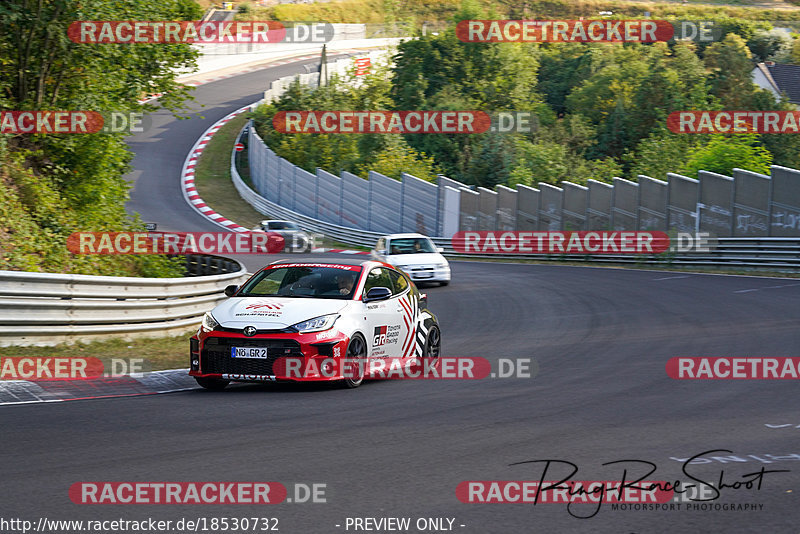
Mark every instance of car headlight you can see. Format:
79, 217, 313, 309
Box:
435, 263, 448, 268
291, 314, 339, 333
201, 312, 219, 332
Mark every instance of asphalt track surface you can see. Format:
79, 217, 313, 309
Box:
2, 58, 800, 534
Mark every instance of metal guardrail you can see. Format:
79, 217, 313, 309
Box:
447, 238, 800, 270
231, 134, 800, 272
0, 255, 249, 347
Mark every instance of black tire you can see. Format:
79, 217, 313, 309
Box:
194, 376, 230, 391
413, 325, 441, 375
439, 281, 449, 286
423, 326, 441, 367
341, 333, 367, 388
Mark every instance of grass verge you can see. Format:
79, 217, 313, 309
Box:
194, 114, 373, 251
1, 335, 190, 371
194, 113, 265, 229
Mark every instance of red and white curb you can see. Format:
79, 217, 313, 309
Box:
179, 103, 369, 254
0, 370, 198, 406
181, 105, 253, 233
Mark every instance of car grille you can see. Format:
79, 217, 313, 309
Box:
201, 338, 303, 375
408, 266, 434, 278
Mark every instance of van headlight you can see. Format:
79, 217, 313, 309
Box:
291, 314, 339, 333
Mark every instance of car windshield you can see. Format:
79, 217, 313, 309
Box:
388, 238, 436, 255
267, 221, 296, 230
238, 264, 362, 299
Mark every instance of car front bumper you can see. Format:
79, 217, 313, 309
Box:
189, 329, 351, 382
403, 266, 451, 283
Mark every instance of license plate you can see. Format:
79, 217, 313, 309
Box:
231, 347, 270, 359
414, 273, 433, 279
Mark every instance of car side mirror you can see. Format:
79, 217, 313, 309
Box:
419, 293, 428, 309
437, 247, 445, 253
363, 287, 392, 303
224, 285, 239, 297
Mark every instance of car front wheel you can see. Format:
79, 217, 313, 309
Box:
412, 325, 441, 375
424, 326, 441, 367
341, 334, 367, 388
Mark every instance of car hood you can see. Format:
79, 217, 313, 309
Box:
386, 253, 446, 266
211, 297, 349, 329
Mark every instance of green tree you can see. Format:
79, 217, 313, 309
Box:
791, 37, 800, 63
537, 44, 595, 116
704, 34, 756, 108
0, 0, 200, 275
624, 129, 699, 182
361, 135, 441, 182
683, 134, 772, 177
748, 29, 794, 62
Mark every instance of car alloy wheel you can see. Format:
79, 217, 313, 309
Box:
342, 334, 367, 388
424, 326, 441, 367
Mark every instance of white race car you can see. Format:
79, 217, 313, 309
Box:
371, 233, 451, 286
189, 259, 441, 389
253, 219, 312, 253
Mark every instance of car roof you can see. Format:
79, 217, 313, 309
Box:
383, 233, 430, 239
265, 258, 386, 268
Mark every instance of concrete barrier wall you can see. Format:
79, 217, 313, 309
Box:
368, 170, 402, 233
638, 175, 667, 231
279, 158, 295, 210
667, 173, 699, 234
496, 185, 517, 231
587, 180, 612, 231
459, 188, 480, 232
562, 182, 588, 231
732, 169, 770, 237
247, 124, 800, 237
611, 178, 638, 232
538, 183, 563, 231
341, 171, 370, 229
770, 166, 800, 237
316, 168, 342, 225
698, 171, 735, 236
402, 172, 439, 235
293, 166, 317, 218
478, 187, 498, 231
516, 185, 539, 231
